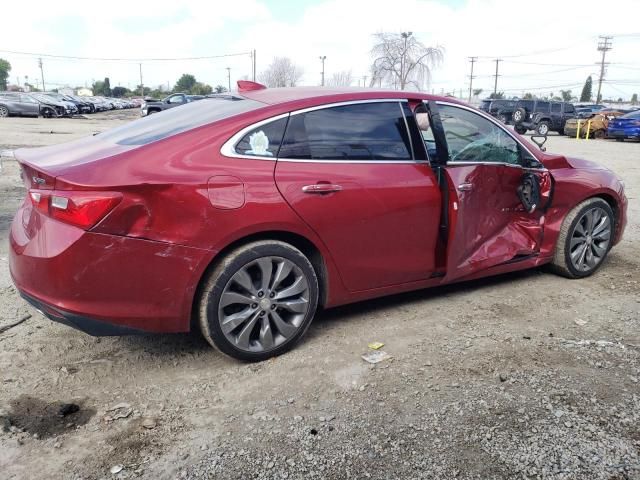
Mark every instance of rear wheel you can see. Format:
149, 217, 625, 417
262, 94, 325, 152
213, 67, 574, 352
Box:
551, 198, 614, 278
0, 106, 9, 117
536, 121, 550, 135
593, 130, 605, 139
514, 125, 527, 135
199, 240, 319, 361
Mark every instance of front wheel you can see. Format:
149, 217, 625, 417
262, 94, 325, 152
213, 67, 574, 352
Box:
514, 125, 527, 135
536, 121, 550, 135
199, 241, 319, 361
551, 198, 615, 278
0, 106, 9, 117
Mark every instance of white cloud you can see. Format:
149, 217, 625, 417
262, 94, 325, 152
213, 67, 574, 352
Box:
1, 0, 638, 99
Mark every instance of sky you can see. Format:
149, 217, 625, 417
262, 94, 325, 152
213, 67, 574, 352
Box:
1, 0, 639, 100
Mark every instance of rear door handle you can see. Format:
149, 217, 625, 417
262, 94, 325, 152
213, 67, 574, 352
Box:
458, 183, 473, 191
302, 183, 343, 194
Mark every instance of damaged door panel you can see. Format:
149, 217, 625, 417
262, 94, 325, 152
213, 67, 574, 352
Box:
421, 101, 553, 282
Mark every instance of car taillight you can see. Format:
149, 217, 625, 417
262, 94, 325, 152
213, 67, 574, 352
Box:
29, 190, 122, 229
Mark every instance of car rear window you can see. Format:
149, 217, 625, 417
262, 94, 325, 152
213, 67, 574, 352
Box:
621, 110, 640, 119
98, 97, 265, 146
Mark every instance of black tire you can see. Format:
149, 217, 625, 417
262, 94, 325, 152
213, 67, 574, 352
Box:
512, 107, 526, 124
497, 112, 509, 123
0, 105, 9, 117
147, 109, 158, 115
514, 125, 527, 135
41, 107, 54, 118
550, 198, 615, 279
593, 130, 605, 139
536, 121, 551, 135
199, 240, 319, 361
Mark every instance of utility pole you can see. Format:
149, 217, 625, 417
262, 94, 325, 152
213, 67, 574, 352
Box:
38, 58, 45, 92
596, 36, 612, 104
226, 67, 231, 91
252, 49, 257, 82
468, 56, 477, 101
493, 58, 502, 95
319, 56, 326, 86
139, 63, 144, 98
362, 75, 368, 88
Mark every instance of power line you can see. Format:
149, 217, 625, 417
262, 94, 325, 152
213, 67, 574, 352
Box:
0, 49, 252, 62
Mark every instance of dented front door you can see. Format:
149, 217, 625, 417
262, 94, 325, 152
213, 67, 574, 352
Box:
427, 102, 552, 282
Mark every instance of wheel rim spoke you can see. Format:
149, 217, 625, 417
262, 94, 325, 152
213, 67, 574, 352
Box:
221, 308, 255, 334
258, 317, 275, 349
256, 258, 273, 293
277, 298, 309, 313
220, 291, 254, 308
274, 276, 308, 300
592, 216, 610, 237
235, 314, 259, 349
269, 310, 298, 338
271, 260, 293, 291
232, 268, 256, 295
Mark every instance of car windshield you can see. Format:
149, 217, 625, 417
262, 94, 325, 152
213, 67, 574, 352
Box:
621, 111, 640, 119
97, 96, 265, 146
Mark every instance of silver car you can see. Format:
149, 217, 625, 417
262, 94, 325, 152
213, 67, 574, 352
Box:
0, 92, 40, 117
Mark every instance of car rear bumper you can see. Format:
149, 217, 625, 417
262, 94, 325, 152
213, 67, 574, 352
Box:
9, 202, 210, 335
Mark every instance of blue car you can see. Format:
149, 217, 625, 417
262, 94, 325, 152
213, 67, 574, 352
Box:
607, 110, 640, 141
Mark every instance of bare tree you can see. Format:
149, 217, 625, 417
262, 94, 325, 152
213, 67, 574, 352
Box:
259, 57, 304, 88
370, 32, 443, 90
327, 70, 354, 87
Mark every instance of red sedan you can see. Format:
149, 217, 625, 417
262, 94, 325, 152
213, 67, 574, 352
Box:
9, 82, 628, 361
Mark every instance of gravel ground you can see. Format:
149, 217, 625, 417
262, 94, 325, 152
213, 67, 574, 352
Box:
0, 111, 638, 480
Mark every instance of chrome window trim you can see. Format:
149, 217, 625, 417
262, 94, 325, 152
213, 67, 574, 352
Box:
398, 102, 416, 161
289, 98, 408, 116
220, 112, 290, 161
277, 158, 430, 164
221, 99, 421, 164
432, 101, 547, 171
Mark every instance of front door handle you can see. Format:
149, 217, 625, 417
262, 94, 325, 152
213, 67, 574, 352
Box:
458, 183, 473, 191
302, 183, 343, 194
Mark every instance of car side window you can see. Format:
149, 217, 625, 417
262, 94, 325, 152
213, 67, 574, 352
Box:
436, 105, 521, 165
235, 117, 288, 157
168, 95, 184, 104
565, 104, 575, 114
551, 103, 562, 113
278, 102, 412, 161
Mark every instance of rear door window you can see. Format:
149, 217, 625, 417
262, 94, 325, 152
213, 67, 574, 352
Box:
564, 104, 575, 114
535, 102, 550, 113
551, 103, 562, 113
279, 102, 412, 161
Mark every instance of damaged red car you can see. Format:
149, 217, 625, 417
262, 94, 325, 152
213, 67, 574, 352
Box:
9, 82, 628, 361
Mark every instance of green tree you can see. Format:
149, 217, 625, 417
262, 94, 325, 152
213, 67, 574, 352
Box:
580, 76, 592, 102
111, 86, 131, 98
92, 80, 104, 95
175, 74, 196, 92
0, 58, 10, 90
472, 88, 483, 96
102, 77, 111, 96
488, 91, 505, 99
523, 92, 534, 100
214, 85, 227, 94
191, 82, 212, 95
560, 89, 572, 101
135, 85, 152, 97
631, 93, 638, 105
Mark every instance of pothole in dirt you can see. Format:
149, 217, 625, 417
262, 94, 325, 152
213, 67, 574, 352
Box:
7, 395, 96, 439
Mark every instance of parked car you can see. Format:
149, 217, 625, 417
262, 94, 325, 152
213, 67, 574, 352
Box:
29, 93, 72, 117
0, 92, 41, 117
607, 110, 640, 141
86, 97, 110, 112
564, 110, 625, 139
478, 99, 516, 123
512, 100, 576, 135
9, 82, 627, 361
64, 94, 95, 113
141, 93, 204, 116
41, 92, 79, 115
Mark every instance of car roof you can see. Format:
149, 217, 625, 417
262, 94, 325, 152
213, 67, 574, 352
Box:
239, 86, 457, 109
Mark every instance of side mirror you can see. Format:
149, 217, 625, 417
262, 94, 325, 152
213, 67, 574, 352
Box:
530, 135, 547, 152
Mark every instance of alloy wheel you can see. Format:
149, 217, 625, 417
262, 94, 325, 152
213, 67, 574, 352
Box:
218, 256, 310, 353
0, 106, 8, 117
569, 206, 611, 272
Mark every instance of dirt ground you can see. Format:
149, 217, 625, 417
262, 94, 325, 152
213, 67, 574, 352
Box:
0, 111, 638, 480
